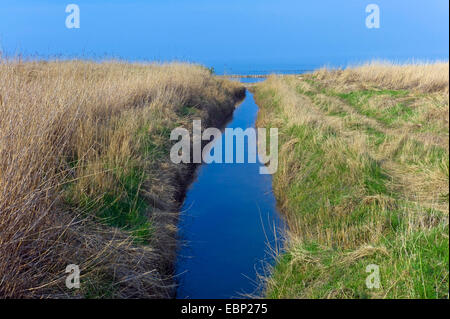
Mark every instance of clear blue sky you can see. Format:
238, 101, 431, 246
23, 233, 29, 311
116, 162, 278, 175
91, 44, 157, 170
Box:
0, 0, 448, 73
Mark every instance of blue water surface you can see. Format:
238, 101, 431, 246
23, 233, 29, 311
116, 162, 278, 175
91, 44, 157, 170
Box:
175, 79, 285, 299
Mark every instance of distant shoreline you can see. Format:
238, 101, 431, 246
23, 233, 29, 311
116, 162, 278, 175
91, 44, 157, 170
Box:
223, 74, 269, 78
222, 71, 312, 78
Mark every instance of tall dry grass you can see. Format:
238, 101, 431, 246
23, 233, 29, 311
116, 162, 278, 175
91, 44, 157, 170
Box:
0, 59, 243, 298
314, 61, 449, 93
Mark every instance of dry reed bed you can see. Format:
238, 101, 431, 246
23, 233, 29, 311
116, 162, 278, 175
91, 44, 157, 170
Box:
0, 60, 244, 298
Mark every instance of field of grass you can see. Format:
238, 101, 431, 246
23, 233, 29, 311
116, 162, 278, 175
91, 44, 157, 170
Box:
253, 62, 449, 298
0, 59, 244, 298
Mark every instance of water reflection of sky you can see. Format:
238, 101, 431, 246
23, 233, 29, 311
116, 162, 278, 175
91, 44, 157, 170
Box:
176, 90, 285, 299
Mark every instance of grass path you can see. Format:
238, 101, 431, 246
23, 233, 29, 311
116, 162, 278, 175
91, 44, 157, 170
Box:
253, 62, 449, 298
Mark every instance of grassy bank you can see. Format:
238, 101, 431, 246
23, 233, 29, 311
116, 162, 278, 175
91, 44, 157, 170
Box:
0, 59, 244, 298
253, 62, 449, 298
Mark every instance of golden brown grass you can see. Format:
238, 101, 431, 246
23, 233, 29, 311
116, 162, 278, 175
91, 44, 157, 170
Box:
313, 61, 449, 93
0, 59, 244, 298
254, 61, 449, 298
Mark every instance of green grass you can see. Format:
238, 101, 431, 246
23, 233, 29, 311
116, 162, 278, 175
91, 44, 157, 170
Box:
65, 120, 174, 245
347, 122, 387, 147
65, 163, 153, 244
363, 155, 389, 196
282, 122, 388, 209
295, 83, 390, 147
177, 105, 200, 117
381, 103, 415, 124
392, 137, 449, 172
283, 125, 352, 211
99, 166, 153, 244
268, 213, 449, 299
255, 88, 283, 113
82, 274, 116, 299
335, 90, 414, 126
299, 81, 416, 127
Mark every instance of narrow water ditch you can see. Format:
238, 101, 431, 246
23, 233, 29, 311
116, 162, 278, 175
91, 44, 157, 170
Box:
175, 78, 285, 299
